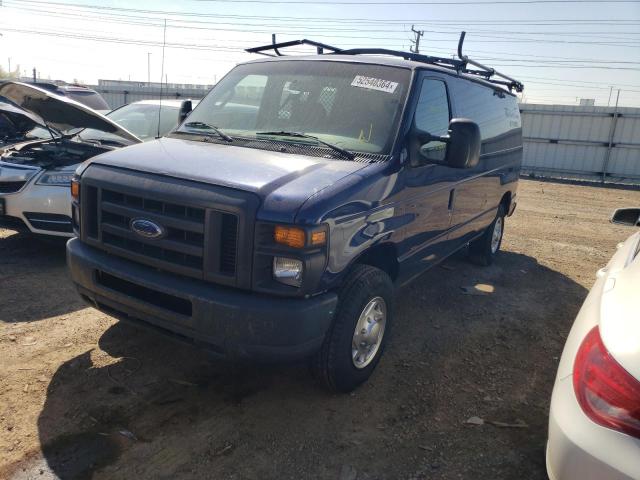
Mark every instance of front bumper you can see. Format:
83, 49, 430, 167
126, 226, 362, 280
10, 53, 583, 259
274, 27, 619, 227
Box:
0, 177, 73, 237
67, 238, 338, 361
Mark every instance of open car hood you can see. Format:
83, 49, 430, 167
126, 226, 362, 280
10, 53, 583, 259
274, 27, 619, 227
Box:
0, 81, 140, 143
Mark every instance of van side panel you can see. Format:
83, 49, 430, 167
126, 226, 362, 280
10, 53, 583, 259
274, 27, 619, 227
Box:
446, 78, 522, 245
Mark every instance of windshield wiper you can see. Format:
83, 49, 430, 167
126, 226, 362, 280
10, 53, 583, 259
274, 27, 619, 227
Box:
255, 131, 355, 160
183, 121, 233, 142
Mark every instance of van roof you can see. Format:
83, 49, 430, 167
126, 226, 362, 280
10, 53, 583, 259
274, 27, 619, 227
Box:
244, 54, 518, 96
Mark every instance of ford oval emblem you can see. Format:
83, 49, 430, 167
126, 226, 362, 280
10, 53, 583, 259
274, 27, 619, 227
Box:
130, 218, 165, 239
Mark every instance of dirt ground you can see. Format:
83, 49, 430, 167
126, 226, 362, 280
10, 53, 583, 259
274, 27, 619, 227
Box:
1, 178, 639, 480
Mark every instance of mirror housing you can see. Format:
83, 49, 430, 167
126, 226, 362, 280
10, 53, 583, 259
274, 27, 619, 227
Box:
178, 100, 193, 124
611, 208, 640, 227
410, 118, 481, 169
444, 119, 481, 169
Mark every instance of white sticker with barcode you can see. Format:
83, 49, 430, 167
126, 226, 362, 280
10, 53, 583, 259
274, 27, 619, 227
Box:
351, 75, 398, 93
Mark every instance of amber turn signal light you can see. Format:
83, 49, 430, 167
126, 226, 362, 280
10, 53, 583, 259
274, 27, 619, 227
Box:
311, 230, 326, 246
70, 178, 80, 200
274, 225, 306, 248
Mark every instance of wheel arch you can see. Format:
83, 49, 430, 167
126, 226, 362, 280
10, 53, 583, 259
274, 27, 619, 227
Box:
352, 242, 399, 282
500, 191, 513, 216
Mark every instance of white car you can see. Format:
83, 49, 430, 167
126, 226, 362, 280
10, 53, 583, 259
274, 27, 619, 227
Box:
546, 207, 640, 480
0, 83, 195, 237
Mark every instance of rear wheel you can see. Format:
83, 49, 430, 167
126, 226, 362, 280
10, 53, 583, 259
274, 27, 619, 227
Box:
469, 204, 506, 266
311, 264, 394, 393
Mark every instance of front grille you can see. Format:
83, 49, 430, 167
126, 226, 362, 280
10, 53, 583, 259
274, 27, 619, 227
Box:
219, 214, 238, 274
0, 181, 26, 194
98, 187, 208, 277
81, 169, 247, 285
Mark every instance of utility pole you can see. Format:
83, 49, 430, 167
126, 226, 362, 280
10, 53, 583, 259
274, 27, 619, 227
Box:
147, 52, 152, 85
410, 25, 424, 54
607, 86, 614, 107
602, 89, 621, 183
32, 67, 36, 82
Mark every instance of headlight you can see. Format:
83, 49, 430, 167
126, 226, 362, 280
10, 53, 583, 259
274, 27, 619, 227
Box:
273, 257, 303, 287
37, 172, 74, 186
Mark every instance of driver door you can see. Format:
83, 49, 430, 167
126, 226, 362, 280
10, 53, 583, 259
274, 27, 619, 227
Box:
397, 76, 457, 282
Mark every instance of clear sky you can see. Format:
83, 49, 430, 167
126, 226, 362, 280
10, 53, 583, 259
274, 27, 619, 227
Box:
1, 0, 639, 106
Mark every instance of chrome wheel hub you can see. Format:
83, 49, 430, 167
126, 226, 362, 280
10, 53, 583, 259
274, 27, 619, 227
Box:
491, 216, 503, 254
352, 296, 387, 369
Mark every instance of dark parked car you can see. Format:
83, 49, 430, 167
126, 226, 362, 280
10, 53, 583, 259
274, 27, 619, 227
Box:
30, 82, 109, 111
67, 38, 523, 392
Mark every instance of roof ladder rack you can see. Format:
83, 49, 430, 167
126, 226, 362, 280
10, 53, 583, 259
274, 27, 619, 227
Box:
245, 34, 342, 56
245, 32, 524, 93
457, 31, 524, 92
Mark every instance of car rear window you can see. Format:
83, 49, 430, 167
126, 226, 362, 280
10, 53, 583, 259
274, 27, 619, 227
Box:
65, 90, 110, 110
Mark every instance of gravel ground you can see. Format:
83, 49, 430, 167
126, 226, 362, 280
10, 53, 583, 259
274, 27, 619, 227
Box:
1, 178, 639, 480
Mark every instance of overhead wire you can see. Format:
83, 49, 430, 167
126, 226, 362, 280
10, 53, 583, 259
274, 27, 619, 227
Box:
3, 0, 639, 101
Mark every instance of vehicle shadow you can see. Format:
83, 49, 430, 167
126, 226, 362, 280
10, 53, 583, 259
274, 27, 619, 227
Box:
0, 231, 85, 323
23, 249, 587, 479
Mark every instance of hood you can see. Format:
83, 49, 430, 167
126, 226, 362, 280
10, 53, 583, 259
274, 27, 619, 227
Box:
84, 136, 369, 223
0, 81, 139, 143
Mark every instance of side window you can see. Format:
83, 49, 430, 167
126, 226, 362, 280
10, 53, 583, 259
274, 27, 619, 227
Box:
414, 79, 450, 162
448, 79, 522, 155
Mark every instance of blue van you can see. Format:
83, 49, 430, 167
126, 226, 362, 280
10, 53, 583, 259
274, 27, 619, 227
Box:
67, 38, 523, 392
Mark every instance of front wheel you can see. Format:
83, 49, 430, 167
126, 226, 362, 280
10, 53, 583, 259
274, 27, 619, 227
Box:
469, 204, 506, 266
311, 265, 394, 393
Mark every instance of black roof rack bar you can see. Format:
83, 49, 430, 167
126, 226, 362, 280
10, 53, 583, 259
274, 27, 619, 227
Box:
457, 31, 524, 92
245, 36, 342, 56
335, 48, 465, 70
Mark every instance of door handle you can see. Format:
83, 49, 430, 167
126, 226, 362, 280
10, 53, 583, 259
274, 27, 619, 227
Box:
448, 189, 456, 211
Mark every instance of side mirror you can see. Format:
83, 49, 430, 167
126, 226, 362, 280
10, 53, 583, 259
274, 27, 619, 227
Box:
410, 118, 481, 169
444, 119, 481, 169
611, 208, 640, 227
178, 100, 193, 124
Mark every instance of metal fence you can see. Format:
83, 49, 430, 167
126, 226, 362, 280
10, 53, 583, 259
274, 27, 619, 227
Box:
520, 104, 640, 185
89, 84, 211, 109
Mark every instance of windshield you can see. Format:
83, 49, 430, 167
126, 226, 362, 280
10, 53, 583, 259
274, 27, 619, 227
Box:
78, 103, 180, 144
177, 61, 411, 155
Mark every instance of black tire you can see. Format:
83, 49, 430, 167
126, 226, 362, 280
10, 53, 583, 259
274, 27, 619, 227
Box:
469, 204, 506, 266
311, 264, 394, 393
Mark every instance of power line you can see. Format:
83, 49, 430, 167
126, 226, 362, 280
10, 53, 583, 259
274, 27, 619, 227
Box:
3, 0, 639, 99
189, 0, 638, 4
4, 3, 640, 62
3, 25, 640, 72
4, 9, 640, 48
8, 0, 640, 24
8, 3, 640, 34
3, 10, 640, 65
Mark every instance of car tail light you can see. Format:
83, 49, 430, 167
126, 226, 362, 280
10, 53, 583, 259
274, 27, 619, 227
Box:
573, 326, 640, 438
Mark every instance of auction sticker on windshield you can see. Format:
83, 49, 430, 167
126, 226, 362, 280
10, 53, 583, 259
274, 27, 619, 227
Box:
351, 76, 398, 94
